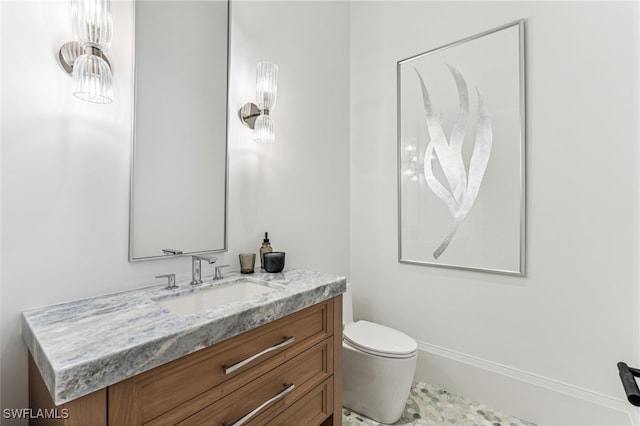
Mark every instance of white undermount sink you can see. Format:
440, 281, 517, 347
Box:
156, 279, 280, 314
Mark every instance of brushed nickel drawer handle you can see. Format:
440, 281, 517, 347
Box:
224, 383, 296, 426
223, 336, 295, 375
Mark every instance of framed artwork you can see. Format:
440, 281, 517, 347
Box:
397, 20, 525, 276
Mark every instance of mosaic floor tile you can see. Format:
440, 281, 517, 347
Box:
342, 381, 536, 426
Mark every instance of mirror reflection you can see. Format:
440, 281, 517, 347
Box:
129, 0, 229, 261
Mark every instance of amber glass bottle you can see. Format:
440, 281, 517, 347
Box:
259, 232, 273, 269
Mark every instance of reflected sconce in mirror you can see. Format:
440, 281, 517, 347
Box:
58, 0, 114, 104
239, 62, 278, 144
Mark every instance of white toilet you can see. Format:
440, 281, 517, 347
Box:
342, 284, 418, 424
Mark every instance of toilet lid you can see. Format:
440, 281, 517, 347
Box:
343, 320, 417, 358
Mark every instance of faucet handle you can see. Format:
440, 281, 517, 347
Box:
213, 265, 230, 280
156, 273, 177, 289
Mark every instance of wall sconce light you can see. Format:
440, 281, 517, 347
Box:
58, 0, 114, 104
239, 62, 278, 144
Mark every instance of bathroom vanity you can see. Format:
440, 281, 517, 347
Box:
22, 269, 345, 425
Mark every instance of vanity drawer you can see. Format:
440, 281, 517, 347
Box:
108, 299, 333, 425
262, 378, 334, 425
176, 339, 334, 425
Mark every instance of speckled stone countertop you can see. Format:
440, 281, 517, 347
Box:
22, 268, 346, 405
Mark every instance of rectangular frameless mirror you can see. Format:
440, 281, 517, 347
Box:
129, 0, 229, 261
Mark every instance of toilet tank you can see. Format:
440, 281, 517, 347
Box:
342, 283, 354, 325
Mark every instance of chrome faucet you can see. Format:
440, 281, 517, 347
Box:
190, 255, 217, 285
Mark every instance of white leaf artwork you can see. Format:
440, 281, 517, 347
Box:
414, 64, 493, 259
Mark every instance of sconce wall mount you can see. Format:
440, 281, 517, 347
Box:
59, 41, 111, 75
239, 102, 262, 130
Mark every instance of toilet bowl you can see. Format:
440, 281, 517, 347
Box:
342, 285, 417, 424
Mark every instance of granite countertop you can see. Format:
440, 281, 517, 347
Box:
22, 268, 346, 405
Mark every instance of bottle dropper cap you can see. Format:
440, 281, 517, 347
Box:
263, 232, 270, 243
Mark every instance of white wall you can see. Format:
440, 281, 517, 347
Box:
0, 0, 349, 421
349, 1, 639, 425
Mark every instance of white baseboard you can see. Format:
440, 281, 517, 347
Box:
414, 340, 638, 426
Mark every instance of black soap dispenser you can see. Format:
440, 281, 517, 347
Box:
259, 232, 273, 270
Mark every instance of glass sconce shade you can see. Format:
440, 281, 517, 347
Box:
255, 62, 278, 111
72, 53, 114, 104
71, 0, 113, 50
239, 62, 278, 142
254, 114, 275, 144
59, 0, 114, 104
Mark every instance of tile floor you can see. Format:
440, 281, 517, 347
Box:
342, 381, 536, 426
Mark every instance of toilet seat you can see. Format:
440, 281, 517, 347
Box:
343, 320, 417, 359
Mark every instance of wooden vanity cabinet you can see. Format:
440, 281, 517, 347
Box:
29, 295, 343, 426
28, 356, 107, 426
